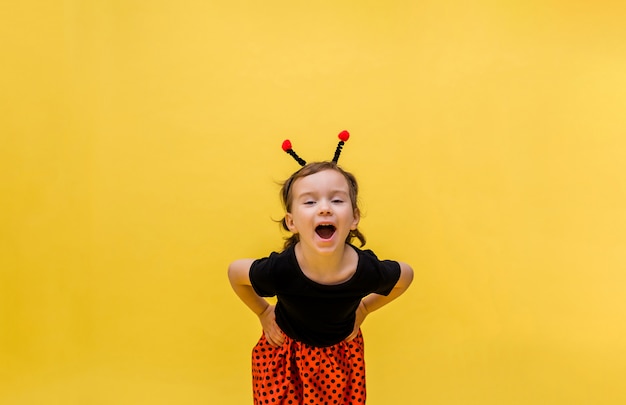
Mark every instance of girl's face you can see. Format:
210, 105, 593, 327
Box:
284, 169, 360, 254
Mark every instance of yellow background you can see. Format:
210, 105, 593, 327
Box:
2, 1, 626, 404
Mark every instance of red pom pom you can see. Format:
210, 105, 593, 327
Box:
282, 139, 292, 151
338, 130, 350, 142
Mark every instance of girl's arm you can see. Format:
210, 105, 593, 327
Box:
363, 261, 414, 313
346, 261, 414, 340
227, 259, 285, 346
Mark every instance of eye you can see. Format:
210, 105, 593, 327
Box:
303, 200, 316, 205
331, 199, 344, 204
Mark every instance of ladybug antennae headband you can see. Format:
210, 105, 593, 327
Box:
282, 130, 350, 167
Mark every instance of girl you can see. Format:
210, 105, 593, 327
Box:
228, 132, 413, 404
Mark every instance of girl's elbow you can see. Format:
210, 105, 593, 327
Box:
228, 259, 253, 285
400, 262, 414, 287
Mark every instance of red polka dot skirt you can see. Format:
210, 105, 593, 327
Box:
252, 330, 367, 404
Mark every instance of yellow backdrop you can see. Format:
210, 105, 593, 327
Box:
2, 1, 625, 404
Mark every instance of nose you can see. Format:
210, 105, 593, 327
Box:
318, 200, 332, 215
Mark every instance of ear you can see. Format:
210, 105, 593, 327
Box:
350, 209, 361, 230
284, 212, 298, 234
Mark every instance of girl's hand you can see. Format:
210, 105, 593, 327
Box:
259, 304, 285, 347
346, 300, 368, 341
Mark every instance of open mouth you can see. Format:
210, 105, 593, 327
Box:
315, 224, 336, 240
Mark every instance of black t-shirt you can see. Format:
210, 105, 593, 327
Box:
249, 244, 401, 347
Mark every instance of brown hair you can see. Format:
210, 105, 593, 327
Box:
279, 161, 366, 250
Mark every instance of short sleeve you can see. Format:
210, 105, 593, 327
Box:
249, 255, 277, 297
373, 259, 402, 296
358, 248, 401, 296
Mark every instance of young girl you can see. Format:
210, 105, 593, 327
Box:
228, 132, 413, 404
